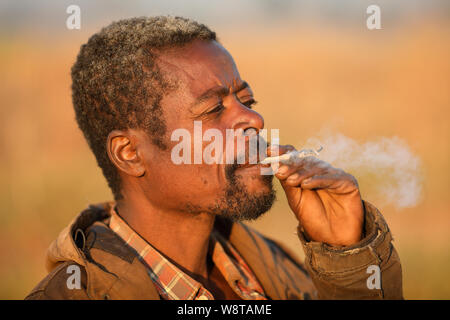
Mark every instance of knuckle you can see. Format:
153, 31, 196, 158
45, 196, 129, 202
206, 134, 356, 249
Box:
316, 159, 329, 169
344, 172, 358, 186
350, 175, 359, 186
284, 144, 296, 151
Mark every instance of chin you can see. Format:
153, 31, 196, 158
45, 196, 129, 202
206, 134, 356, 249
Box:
209, 174, 276, 222
235, 168, 274, 194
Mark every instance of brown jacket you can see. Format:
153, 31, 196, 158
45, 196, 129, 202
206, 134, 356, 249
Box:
25, 200, 403, 300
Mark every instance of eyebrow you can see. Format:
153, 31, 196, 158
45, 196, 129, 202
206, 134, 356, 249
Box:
191, 81, 250, 108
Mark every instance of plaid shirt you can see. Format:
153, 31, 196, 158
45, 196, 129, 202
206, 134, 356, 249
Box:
109, 206, 267, 300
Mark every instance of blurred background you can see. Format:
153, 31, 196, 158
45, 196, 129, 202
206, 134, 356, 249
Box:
0, 0, 449, 299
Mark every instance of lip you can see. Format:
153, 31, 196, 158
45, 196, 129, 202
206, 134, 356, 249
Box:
235, 162, 270, 172
237, 161, 258, 169
235, 151, 267, 168
238, 161, 270, 167
234, 132, 269, 167
235, 165, 260, 175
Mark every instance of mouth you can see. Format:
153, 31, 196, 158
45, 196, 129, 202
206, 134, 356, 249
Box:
236, 163, 259, 170
233, 161, 274, 190
235, 162, 271, 176
235, 153, 266, 170
235, 136, 271, 168
227, 129, 274, 174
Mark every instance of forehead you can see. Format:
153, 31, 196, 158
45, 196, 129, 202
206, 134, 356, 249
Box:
156, 40, 242, 98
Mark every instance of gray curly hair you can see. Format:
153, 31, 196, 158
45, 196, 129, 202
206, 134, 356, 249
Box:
71, 16, 216, 200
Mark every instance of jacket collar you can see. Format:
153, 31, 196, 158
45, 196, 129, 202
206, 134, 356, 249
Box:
45, 202, 307, 299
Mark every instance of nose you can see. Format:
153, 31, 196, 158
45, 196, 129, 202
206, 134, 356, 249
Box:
230, 99, 264, 133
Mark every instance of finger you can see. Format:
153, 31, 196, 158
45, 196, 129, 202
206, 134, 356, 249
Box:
282, 170, 321, 187
300, 175, 338, 190
290, 156, 327, 169
300, 172, 357, 191
266, 144, 295, 157
275, 164, 299, 180
281, 164, 330, 186
275, 156, 328, 180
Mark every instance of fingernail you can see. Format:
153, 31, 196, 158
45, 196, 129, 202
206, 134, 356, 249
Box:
303, 177, 312, 184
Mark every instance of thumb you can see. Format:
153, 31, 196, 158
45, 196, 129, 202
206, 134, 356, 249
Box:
279, 179, 302, 210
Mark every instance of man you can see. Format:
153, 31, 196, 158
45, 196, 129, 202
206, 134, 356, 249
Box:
26, 16, 402, 300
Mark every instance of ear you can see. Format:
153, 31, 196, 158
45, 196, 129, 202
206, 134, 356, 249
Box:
106, 130, 146, 177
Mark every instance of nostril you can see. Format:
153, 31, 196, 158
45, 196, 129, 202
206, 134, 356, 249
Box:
244, 128, 258, 137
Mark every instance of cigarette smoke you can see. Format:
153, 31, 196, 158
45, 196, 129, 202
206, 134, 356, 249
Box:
302, 131, 423, 209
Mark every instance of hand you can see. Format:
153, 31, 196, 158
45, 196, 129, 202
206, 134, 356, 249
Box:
268, 145, 364, 247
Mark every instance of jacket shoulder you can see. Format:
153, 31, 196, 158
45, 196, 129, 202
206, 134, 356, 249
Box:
25, 261, 90, 300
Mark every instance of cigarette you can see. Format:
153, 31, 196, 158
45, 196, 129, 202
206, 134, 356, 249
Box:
260, 146, 323, 164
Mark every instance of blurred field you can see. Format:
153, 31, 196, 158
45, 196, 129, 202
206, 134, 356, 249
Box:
0, 20, 449, 299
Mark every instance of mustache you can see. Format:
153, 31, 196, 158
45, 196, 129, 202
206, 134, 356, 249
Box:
225, 133, 272, 179
234, 135, 271, 167
226, 159, 274, 184
225, 162, 239, 180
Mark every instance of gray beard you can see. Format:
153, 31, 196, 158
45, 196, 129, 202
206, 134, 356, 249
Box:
207, 163, 276, 222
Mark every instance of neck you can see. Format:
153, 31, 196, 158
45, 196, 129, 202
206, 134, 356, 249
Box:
116, 191, 215, 279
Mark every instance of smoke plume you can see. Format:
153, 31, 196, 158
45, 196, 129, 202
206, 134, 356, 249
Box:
302, 131, 423, 209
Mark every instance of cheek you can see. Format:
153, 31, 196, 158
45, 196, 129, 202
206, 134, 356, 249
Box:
145, 159, 227, 206
188, 164, 228, 195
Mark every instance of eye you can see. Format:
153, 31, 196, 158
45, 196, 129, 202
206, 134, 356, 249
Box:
242, 98, 258, 109
206, 103, 225, 115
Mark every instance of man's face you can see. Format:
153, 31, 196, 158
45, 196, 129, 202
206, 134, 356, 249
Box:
136, 40, 275, 221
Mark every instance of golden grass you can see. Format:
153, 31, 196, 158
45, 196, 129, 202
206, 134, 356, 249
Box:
0, 21, 449, 299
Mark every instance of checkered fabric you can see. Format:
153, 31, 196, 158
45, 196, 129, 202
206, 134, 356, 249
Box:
109, 207, 267, 300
